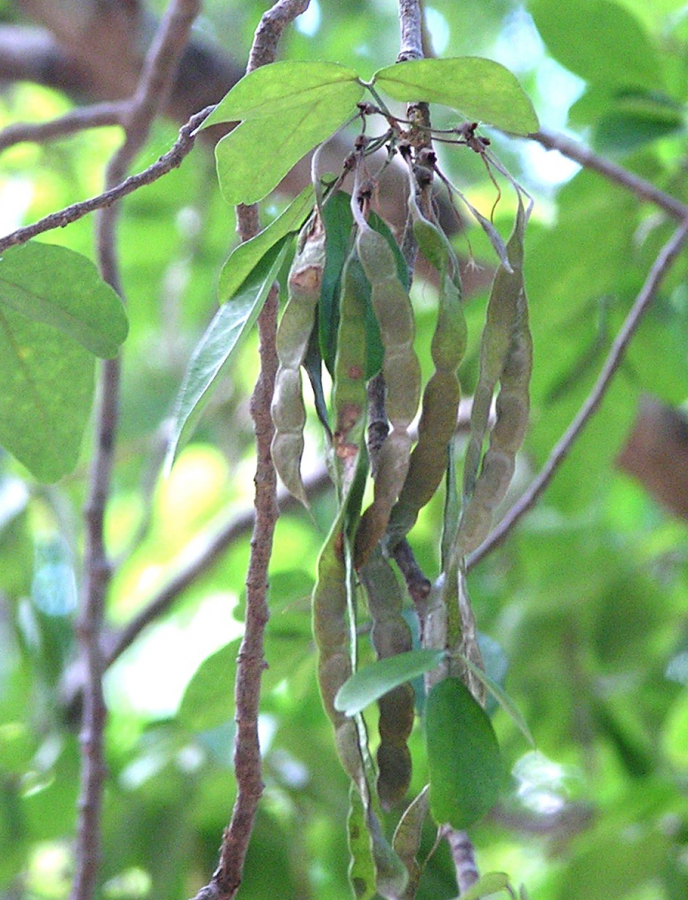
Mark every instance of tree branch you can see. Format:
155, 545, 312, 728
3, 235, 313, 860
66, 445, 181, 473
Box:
468, 217, 688, 570
531, 129, 688, 222
396, 0, 424, 61
0, 104, 212, 254
0, 102, 126, 153
190, 5, 311, 900
70, 5, 201, 900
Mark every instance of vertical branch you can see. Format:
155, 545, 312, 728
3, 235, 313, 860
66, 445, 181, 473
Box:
71, 4, 201, 900
397, 0, 424, 61
194, 4, 311, 900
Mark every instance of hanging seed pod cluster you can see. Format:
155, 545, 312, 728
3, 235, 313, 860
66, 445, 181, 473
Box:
197, 55, 538, 899
267, 121, 533, 896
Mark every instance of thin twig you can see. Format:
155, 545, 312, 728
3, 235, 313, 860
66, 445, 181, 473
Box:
531, 129, 688, 222
70, 5, 200, 900
0, 102, 126, 153
0, 104, 213, 255
190, 5, 311, 899
468, 217, 688, 570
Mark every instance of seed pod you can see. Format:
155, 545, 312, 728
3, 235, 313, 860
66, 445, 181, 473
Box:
388, 252, 466, 546
359, 548, 414, 809
354, 225, 421, 567
271, 213, 326, 504
457, 200, 532, 555
332, 249, 369, 490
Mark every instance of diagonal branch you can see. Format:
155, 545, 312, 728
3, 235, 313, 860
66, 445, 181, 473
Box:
468, 217, 688, 571
531, 129, 688, 222
0, 102, 126, 153
0, 104, 213, 254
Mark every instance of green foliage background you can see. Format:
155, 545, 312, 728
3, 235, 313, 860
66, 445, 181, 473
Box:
2, 0, 688, 898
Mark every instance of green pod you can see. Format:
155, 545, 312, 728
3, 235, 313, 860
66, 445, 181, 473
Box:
359, 548, 414, 809
388, 265, 465, 548
382, 352, 422, 430
353, 225, 420, 566
491, 390, 529, 453
271, 214, 326, 503
431, 274, 466, 373
388, 373, 460, 545
354, 430, 412, 567
271, 368, 308, 505
461, 201, 530, 520
370, 278, 415, 349
392, 785, 429, 900
355, 226, 398, 283
426, 676, 502, 829
333, 251, 369, 480
472, 450, 515, 511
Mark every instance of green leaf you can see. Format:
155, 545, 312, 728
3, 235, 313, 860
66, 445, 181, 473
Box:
0, 242, 128, 358
593, 101, 683, 154
218, 185, 315, 303
334, 649, 445, 716
165, 237, 291, 470
177, 640, 240, 731
372, 58, 538, 135
0, 307, 95, 482
202, 60, 362, 127
215, 90, 363, 206
426, 677, 502, 829
529, 0, 662, 91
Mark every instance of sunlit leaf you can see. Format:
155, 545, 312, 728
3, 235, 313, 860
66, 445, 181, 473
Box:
0, 308, 94, 482
372, 58, 538, 135
165, 237, 291, 470
0, 241, 128, 358
215, 91, 363, 206
201, 61, 362, 126
426, 677, 502, 829
334, 649, 445, 716
218, 185, 315, 303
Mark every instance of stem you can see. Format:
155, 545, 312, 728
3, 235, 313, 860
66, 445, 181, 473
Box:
70, 5, 200, 900
468, 217, 688, 570
441, 827, 480, 895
